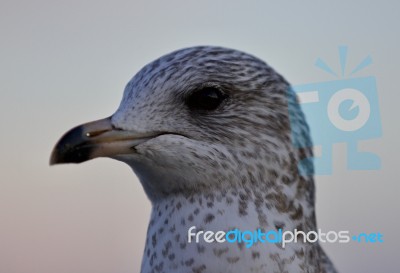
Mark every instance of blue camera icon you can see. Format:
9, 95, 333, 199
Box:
290, 47, 382, 175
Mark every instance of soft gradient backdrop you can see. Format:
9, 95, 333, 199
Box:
1, 1, 399, 272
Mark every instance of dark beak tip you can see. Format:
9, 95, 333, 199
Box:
49, 145, 92, 166
49, 125, 92, 166
49, 151, 61, 166
49, 147, 67, 166
49, 117, 113, 167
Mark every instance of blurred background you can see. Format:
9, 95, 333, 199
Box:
0, 0, 399, 272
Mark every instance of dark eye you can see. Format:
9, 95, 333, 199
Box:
186, 87, 227, 111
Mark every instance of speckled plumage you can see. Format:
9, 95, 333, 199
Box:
107, 46, 338, 273
67, 46, 338, 272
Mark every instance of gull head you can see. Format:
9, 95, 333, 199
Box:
50, 46, 312, 201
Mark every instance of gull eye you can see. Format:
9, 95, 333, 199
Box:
186, 87, 227, 111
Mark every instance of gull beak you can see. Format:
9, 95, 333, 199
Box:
50, 117, 149, 165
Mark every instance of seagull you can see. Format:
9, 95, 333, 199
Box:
50, 46, 337, 273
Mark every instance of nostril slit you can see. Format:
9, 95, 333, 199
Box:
86, 129, 109, 138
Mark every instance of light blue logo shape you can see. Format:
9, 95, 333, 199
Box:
291, 46, 382, 175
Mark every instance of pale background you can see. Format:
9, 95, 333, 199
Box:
1, 1, 399, 272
